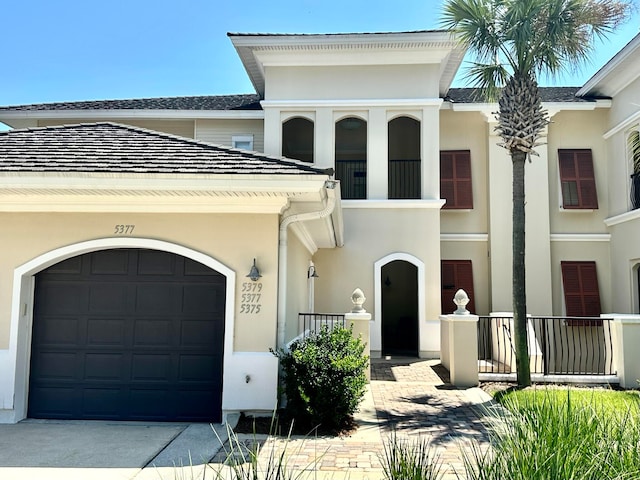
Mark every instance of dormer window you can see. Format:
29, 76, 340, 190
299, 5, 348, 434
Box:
232, 135, 254, 151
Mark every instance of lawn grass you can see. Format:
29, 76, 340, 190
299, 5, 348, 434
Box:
497, 386, 640, 417
461, 387, 640, 480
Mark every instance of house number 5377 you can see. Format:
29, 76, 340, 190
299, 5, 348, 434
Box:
114, 224, 135, 234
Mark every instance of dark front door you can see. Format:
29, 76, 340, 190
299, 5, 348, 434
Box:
381, 260, 419, 356
28, 249, 226, 422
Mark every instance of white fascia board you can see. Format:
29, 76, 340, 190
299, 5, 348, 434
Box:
450, 101, 606, 115
0, 172, 328, 195
577, 33, 640, 97
253, 48, 454, 67
0, 109, 264, 121
262, 98, 443, 109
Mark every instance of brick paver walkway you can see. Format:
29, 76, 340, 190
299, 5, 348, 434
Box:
223, 358, 493, 480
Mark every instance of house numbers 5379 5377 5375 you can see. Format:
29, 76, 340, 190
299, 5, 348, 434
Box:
241, 282, 262, 314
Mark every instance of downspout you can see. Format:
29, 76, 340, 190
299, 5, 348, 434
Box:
277, 179, 337, 350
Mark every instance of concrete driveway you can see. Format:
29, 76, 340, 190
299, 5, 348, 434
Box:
0, 420, 231, 480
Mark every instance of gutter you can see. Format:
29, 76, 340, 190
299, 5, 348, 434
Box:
276, 179, 338, 349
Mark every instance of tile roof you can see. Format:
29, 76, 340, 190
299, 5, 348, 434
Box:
445, 87, 598, 103
0, 94, 261, 112
0, 123, 331, 175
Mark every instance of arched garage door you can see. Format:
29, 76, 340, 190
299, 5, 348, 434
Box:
28, 248, 226, 422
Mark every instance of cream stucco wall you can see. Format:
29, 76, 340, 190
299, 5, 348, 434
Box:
284, 232, 313, 343
0, 212, 279, 351
547, 109, 609, 233
313, 205, 442, 357
608, 219, 640, 313
439, 110, 489, 234
265, 64, 441, 100
608, 75, 640, 128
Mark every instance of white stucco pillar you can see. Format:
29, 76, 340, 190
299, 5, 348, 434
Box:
610, 314, 640, 388
346, 288, 372, 381
315, 107, 334, 170
263, 107, 281, 157
440, 289, 479, 387
368, 107, 388, 200
422, 104, 441, 199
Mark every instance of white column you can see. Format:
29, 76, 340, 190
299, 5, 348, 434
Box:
368, 107, 388, 200
422, 106, 441, 199
263, 107, 281, 157
315, 107, 334, 170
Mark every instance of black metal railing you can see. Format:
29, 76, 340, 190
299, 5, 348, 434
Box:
335, 160, 366, 200
478, 316, 615, 376
389, 159, 421, 199
299, 313, 346, 337
631, 172, 640, 210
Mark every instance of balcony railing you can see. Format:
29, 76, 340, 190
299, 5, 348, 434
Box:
478, 315, 615, 377
631, 172, 640, 210
389, 159, 421, 199
299, 313, 346, 338
336, 160, 366, 200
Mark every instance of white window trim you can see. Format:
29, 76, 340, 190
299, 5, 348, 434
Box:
232, 134, 254, 151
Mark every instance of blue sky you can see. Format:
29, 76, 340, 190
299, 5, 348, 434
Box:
1, 0, 639, 108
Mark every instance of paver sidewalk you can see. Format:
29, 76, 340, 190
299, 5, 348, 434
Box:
221, 358, 493, 480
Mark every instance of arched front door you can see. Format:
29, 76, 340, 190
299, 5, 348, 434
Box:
381, 260, 419, 356
28, 248, 226, 422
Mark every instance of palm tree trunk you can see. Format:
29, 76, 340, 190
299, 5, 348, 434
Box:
512, 150, 531, 387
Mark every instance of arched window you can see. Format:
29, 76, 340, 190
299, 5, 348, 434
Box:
335, 117, 367, 200
282, 117, 314, 163
629, 130, 640, 210
388, 117, 421, 199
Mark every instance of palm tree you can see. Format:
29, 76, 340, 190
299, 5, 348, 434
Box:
441, 0, 632, 386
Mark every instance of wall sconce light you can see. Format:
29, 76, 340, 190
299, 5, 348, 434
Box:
308, 265, 319, 279
246, 258, 262, 281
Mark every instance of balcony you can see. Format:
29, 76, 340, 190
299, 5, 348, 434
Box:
631, 172, 640, 210
336, 159, 366, 200
389, 159, 421, 199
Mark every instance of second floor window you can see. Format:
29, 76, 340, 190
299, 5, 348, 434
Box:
335, 117, 367, 200
388, 117, 421, 199
558, 149, 598, 209
282, 117, 314, 163
440, 150, 473, 209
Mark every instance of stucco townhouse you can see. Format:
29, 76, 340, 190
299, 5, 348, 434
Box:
0, 30, 638, 424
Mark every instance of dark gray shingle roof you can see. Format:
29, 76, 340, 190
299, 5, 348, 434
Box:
0, 122, 330, 175
446, 87, 598, 103
0, 94, 262, 112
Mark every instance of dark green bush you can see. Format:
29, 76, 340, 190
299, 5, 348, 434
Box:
273, 325, 368, 432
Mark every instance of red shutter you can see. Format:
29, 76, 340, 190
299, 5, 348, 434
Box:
441, 260, 476, 314
441, 151, 473, 209
561, 261, 602, 325
558, 150, 598, 209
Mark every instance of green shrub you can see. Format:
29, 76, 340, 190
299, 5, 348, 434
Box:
273, 325, 368, 433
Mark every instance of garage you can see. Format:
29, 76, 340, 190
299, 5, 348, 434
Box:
28, 248, 226, 422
